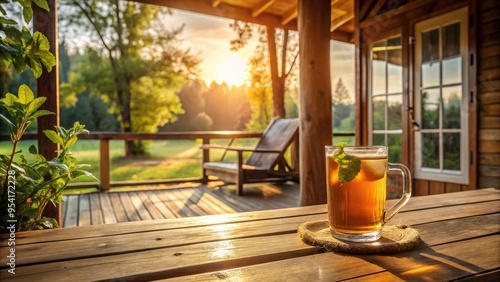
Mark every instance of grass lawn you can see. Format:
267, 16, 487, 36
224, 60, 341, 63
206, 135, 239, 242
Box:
0, 137, 261, 183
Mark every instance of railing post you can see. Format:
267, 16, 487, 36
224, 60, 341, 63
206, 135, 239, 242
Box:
202, 137, 210, 182
100, 139, 110, 191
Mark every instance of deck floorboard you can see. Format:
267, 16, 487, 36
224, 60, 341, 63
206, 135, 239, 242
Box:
62, 182, 301, 227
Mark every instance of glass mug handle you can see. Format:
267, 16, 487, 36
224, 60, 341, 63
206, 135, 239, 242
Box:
383, 163, 412, 223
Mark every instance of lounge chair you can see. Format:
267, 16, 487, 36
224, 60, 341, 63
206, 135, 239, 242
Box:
201, 117, 299, 195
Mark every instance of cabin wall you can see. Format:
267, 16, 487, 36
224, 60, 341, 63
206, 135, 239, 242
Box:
477, 0, 500, 189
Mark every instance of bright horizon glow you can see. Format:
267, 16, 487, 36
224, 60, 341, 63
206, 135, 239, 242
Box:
214, 53, 248, 87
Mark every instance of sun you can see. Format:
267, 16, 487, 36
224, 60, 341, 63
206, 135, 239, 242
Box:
215, 53, 248, 86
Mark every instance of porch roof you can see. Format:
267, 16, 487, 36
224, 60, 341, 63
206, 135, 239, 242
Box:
136, 0, 355, 42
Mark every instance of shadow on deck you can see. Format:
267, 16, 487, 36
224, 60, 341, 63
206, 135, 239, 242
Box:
62, 181, 300, 227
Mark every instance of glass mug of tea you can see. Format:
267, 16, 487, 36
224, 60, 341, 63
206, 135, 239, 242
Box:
325, 144, 411, 242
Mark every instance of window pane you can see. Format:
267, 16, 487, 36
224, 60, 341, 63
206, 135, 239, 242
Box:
372, 59, 386, 95
388, 52, 402, 93
442, 57, 461, 85
422, 29, 439, 62
373, 133, 385, 146
372, 96, 386, 130
422, 89, 440, 129
422, 62, 440, 88
388, 134, 402, 163
443, 133, 461, 170
388, 94, 402, 130
422, 133, 440, 169
443, 23, 460, 58
443, 86, 462, 129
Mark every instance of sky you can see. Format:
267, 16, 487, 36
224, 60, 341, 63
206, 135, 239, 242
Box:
62, 7, 355, 100
164, 9, 356, 99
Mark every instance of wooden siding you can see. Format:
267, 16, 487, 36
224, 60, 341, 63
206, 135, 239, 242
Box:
61, 183, 301, 227
478, 0, 500, 189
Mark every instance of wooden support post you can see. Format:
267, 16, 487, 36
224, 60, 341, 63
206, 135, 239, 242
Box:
34, 0, 61, 224
202, 137, 210, 182
100, 139, 111, 191
298, 0, 332, 205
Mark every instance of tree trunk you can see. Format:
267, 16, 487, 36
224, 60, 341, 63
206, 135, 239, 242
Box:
267, 26, 286, 118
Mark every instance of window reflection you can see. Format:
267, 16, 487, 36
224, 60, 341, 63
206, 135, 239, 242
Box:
442, 23, 460, 58
370, 36, 403, 155
422, 89, 440, 129
422, 133, 440, 169
443, 86, 462, 129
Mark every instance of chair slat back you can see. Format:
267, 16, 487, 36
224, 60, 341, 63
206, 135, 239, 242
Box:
246, 118, 298, 169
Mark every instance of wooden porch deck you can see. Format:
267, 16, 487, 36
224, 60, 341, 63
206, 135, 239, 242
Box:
61, 182, 300, 227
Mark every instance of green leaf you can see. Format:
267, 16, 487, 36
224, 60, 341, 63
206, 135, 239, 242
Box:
21, 2, 34, 23
0, 113, 16, 132
27, 96, 47, 113
18, 84, 35, 104
29, 144, 38, 154
43, 130, 64, 145
0, 17, 17, 25
338, 159, 361, 184
32, 0, 50, 11
333, 142, 361, 184
29, 109, 54, 119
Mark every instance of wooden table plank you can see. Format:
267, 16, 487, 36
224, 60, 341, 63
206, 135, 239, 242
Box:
0, 189, 498, 281
2, 215, 498, 281
162, 234, 500, 282
2, 200, 498, 268
5, 188, 498, 245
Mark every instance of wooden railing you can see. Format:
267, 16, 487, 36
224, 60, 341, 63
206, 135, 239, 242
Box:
0, 131, 355, 191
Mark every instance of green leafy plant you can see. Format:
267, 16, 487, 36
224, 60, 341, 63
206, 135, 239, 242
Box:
0, 85, 97, 231
333, 142, 361, 184
1, 0, 95, 231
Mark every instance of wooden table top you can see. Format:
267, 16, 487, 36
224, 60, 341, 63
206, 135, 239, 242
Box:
1, 188, 499, 281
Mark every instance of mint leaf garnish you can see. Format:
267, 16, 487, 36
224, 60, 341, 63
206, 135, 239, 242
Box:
333, 142, 361, 184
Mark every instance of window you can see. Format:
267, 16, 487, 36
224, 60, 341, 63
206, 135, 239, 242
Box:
414, 8, 468, 184
369, 36, 403, 163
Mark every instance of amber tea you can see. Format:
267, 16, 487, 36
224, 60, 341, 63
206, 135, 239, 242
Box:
325, 145, 411, 242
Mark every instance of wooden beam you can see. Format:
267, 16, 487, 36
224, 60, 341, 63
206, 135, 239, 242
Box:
331, 0, 351, 9
359, 0, 376, 22
281, 6, 298, 25
212, 0, 222, 7
33, 0, 61, 225
134, 0, 297, 31
369, 0, 387, 16
298, 0, 332, 206
360, 0, 437, 28
252, 0, 276, 17
331, 11, 354, 31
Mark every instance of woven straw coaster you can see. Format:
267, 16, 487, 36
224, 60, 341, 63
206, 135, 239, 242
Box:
298, 220, 421, 254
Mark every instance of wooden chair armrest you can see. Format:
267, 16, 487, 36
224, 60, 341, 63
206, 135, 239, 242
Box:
201, 144, 281, 154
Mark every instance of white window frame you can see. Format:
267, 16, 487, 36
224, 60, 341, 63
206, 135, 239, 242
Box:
414, 7, 469, 184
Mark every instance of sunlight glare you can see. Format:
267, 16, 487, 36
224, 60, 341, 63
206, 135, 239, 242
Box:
215, 53, 248, 86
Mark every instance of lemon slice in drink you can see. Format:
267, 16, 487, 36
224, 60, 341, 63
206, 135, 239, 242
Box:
360, 158, 387, 181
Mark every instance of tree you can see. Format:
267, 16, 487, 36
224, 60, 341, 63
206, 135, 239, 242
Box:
59, 0, 199, 155
230, 21, 299, 119
332, 78, 353, 129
